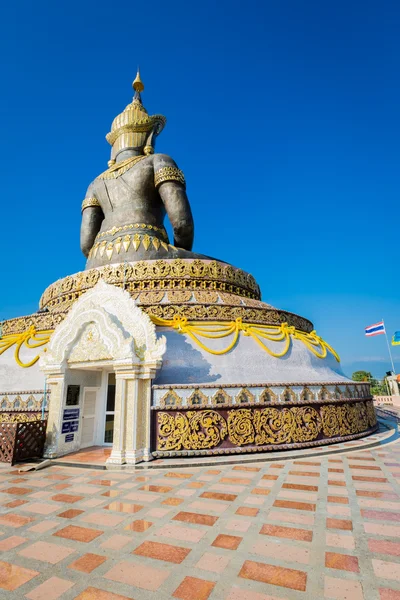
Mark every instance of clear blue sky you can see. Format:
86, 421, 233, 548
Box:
0, 0, 399, 378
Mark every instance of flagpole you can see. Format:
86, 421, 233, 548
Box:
383, 319, 396, 374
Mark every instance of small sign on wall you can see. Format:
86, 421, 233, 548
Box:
65, 434, 74, 443
62, 420, 79, 434
63, 408, 80, 421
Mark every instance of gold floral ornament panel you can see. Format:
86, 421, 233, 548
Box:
156, 401, 377, 452
0, 326, 53, 368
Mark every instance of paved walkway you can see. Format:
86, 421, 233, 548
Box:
1, 423, 400, 598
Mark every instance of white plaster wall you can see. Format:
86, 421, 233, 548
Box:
154, 328, 349, 385
0, 352, 45, 392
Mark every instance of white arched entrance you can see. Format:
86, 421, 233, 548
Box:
39, 281, 166, 465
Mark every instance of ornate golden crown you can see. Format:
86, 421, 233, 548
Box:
106, 71, 166, 153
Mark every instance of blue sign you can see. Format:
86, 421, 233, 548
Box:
63, 409, 80, 421
62, 422, 71, 434
65, 434, 74, 442
70, 420, 79, 432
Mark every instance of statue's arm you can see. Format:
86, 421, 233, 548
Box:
80, 188, 104, 257
154, 155, 194, 251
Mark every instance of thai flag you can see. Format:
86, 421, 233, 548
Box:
365, 321, 386, 337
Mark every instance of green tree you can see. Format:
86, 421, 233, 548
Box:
351, 371, 387, 396
352, 370, 372, 382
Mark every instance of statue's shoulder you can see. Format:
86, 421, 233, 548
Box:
153, 153, 179, 170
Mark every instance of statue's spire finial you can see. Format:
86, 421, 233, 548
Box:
132, 68, 144, 94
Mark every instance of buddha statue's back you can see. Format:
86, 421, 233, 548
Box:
80, 71, 207, 269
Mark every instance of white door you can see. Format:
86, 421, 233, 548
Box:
81, 389, 97, 448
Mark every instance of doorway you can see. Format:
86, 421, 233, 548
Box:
81, 388, 97, 448
104, 373, 116, 445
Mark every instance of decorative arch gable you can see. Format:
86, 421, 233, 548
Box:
40, 280, 166, 369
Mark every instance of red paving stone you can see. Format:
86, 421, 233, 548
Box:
133, 540, 191, 563
173, 575, 215, 600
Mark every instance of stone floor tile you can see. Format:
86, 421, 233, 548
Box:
29, 520, 59, 533
68, 553, 107, 573
324, 575, 364, 599
226, 587, 285, 600
173, 511, 218, 526
325, 551, 359, 572
212, 534, 242, 549
373, 559, 400, 581
19, 540, 76, 564
58, 509, 84, 518
326, 533, 355, 550
173, 575, 215, 600
260, 523, 313, 542
81, 512, 126, 526
100, 535, 132, 550
0, 560, 39, 591
225, 518, 252, 533
125, 519, 153, 532
51, 493, 83, 503
134, 540, 191, 563
0, 513, 33, 527
195, 551, 230, 573
239, 559, 307, 591
268, 509, 314, 525
157, 523, 207, 543
273, 499, 316, 511
200, 491, 237, 501
104, 559, 170, 591
25, 576, 75, 600
380, 589, 400, 599
189, 500, 229, 513
327, 518, 353, 531
0, 535, 26, 551
236, 506, 259, 516
252, 538, 310, 564
21, 502, 61, 515
368, 539, 400, 556
54, 525, 103, 543
75, 587, 135, 599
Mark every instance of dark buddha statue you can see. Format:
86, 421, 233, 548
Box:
80, 71, 208, 268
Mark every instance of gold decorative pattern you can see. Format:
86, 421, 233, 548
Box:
81, 197, 101, 212
187, 389, 208, 406
281, 387, 297, 402
0, 413, 44, 423
259, 387, 278, 403
236, 388, 256, 404
300, 387, 315, 402
40, 260, 263, 311
89, 234, 169, 260
159, 389, 182, 408
96, 155, 147, 180
158, 410, 228, 450
95, 223, 169, 242
155, 166, 185, 188
211, 389, 232, 406
156, 400, 377, 451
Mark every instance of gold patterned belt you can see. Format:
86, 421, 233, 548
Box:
95, 222, 169, 243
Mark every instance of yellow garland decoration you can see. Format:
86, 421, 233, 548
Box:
151, 316, 340, 362
0, 326, 53, 368
0, 318, 339, 368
